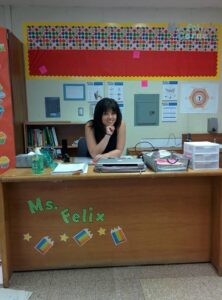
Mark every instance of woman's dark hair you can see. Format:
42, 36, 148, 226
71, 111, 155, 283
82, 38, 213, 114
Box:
91, 98, 122, 142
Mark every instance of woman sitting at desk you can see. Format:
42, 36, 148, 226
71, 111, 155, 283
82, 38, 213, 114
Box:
85, 98, 126, 161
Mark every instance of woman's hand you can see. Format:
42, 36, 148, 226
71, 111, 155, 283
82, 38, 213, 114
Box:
93, 154, 104, 163
106, 125, 115, 136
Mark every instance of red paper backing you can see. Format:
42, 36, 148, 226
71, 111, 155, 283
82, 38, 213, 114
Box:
28, 49, 217, 77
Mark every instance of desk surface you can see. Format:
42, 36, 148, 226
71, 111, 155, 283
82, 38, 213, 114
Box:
1, 166, 222, 182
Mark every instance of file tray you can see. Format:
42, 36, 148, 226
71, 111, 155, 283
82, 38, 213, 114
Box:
183, 141, 219, 170
142, 152, 189, 172
94, 157, 146, 173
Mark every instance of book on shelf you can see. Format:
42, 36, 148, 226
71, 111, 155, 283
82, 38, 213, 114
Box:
51, 163, 88, 175
45, 126, 54, 146
36, 129, 43, 147
28, 126, 59, 148
51, 126, 59, 146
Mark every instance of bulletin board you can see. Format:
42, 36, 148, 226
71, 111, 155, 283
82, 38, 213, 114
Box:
24, 22, 221, 80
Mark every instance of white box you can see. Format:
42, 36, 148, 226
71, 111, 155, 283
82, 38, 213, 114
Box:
183, 141, 219, 170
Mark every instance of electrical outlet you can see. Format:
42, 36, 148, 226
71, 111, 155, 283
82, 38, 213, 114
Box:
78, 107, 84, 116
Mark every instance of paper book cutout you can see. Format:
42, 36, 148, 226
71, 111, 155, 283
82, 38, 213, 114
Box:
111, 226, 127, 246
73, 228, 93, 246
35, 236, 54, 255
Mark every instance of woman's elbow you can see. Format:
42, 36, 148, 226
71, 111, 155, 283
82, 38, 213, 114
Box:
116, 148, 123, 156
88, 150, 97, 159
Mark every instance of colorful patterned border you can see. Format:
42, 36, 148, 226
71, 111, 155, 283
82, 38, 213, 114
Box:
27, 24, 218, 52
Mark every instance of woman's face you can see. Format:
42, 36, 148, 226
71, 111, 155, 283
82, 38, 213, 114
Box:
102, 109, 117, 127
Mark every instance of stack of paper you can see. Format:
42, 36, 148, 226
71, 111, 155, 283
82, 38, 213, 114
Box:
51, 163, 88, 174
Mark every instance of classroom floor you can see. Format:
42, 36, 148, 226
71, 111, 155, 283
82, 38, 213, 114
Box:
2, 263, 222, 299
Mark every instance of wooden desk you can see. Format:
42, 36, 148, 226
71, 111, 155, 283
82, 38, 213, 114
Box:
182, 133, 222, 144
127, 147, 182, 156
1, 167, 222, 287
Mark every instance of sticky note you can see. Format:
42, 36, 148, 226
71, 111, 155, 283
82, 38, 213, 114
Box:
141, 80, 148, 87
39, 65, 48, 74
133, 51, 140, 59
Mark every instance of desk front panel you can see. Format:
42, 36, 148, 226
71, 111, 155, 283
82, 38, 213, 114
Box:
4, 175, 211, 271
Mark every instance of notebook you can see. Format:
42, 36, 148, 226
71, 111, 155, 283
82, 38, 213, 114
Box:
51, 163, 88, 174
94, 157, 146, 173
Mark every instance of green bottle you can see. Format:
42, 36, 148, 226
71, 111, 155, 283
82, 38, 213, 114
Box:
32, 148, 44, 174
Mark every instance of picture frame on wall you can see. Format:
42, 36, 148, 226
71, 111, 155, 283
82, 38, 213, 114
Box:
63, 84, 85, 101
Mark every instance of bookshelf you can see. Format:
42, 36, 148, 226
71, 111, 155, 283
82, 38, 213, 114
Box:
24, 122, 85, 156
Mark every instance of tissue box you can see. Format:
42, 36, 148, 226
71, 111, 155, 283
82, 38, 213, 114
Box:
16, 154, 34, 168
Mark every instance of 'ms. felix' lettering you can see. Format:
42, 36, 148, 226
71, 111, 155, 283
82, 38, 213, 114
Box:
27, 197, 57, 214
27, 197, 105, 224
60, 207, 105, 224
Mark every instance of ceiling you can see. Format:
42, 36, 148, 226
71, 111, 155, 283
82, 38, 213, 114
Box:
0, 0, 222, 8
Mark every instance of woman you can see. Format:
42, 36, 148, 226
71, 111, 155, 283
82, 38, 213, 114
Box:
85, 98, 126, 161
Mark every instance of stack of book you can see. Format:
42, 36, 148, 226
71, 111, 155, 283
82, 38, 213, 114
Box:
27, 126, 58, 147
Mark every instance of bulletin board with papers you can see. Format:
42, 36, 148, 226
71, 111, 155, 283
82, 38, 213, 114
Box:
24, 23, 220, 80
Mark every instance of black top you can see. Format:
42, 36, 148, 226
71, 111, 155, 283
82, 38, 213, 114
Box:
86, 121, 117, 157
102, 130, 117, 154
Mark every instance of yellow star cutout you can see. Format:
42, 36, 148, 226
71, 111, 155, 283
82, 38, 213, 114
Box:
60, 233, 69, 242
98, 227, 106, 236
23, 233, 32, 241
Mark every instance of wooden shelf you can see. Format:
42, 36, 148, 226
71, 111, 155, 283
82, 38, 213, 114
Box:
182, 133, 222, 144
24, 121, 85, 156
127, 147, 182, 156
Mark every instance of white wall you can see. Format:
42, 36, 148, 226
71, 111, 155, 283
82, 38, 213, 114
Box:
0, 5, 222, 150
0, 7, 4, 26
0, 5, 12, 30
